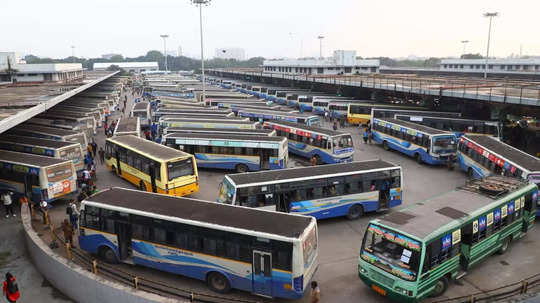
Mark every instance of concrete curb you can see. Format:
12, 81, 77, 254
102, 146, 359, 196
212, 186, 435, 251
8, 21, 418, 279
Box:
21, 205, 183, 303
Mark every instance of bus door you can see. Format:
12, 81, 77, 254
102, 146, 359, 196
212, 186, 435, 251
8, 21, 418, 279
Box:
149, 164, 157, 193
259, 149, 270, 170
115, 221, 132, 261
252, 250, 273, 297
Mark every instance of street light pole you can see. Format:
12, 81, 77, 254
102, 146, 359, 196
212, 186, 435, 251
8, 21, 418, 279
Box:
160, 34, 169, 72
317, 35, 324, 59
483, 12, 498, 79
191, 0, 211, 103
461, 40, 469, 56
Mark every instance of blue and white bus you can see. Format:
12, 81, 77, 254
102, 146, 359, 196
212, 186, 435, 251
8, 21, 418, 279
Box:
0, 150, 77, 203
457, 135, 540, 187
218, 160, 402, 220
162, 127, 276, 136
231, 104, 290, 115
153, 108, 233, 122
7, 124, 88, 152
159, 118, 258, 132
164, 133, 288, 172
79, 187, 318, 299
238, 109, 321, 127
263, 120, 354, 164
395, 114, 502, 139
312, 99, 368, 116
371, 118, 458, 165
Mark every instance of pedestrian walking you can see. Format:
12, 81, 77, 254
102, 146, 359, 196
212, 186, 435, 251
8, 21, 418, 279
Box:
98, 147, 105, 165
3, 272, 20, 303
2, 192, 15, 218
310, 281, 321, 303
144, 130, 151, 141
367, 129, 373, 144
67, 200, 79, 230
91, 140, 97, 158
333, 122, 338, 131
82, 168, 91, 185
90, 161, 97, 181
324, 111, 329, 122
61, 219, 75, 248
363, 127, 369, 144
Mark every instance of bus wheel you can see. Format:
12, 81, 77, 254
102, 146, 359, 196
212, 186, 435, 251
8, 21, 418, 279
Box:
498, 237, 511, 254
382, 141, 390, 151
236, 164, 248, 173
99, 246, 118, 264
431, 276, 448, 297
346, 204, 364, 220
139, 181, 147, 192
207, 272, 230, 293
415, 153, 422, 164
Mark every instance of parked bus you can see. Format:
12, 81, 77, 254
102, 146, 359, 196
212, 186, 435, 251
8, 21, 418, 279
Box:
372, 118, 457, 165
105, 135, 198, 197
371, 108, 461, 120
163, 127, 276, 136
231, 104, 288, 115
457, 135, 540, 186
113, 117, 141, 137
56, 104, 105, 122
294, 94, 339, 111
358, 176, 538, 301
264, 120, 354, 164
395, 115, 502, 139
0, 150, 77, 203
7, 124, 88, 151
153, 109, 233, 122
160, 118, 258, 131
206, 100, 268, 108
131, 102, 151, 129
32, 113, 96, 137
238, 109, 321, 127
0, 135, 84, 173
347, 104, 426, 125
218, 160, 402, 220
312, 99, 355, 115
78, 187, 318, 298
45, 108, 103, 127
164, 133, 288, 172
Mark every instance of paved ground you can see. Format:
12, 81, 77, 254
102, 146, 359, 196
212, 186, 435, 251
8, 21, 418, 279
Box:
11, 87, 540, 303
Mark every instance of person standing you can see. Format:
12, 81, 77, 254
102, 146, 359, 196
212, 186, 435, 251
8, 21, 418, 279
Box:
333, 122, 338, 131
91, 140, 97, 158
363, 127, 369, 144
367, 128, 373, 144
310, 156, 318, 166
68, 200, 80, 230
87, 143, 93, 158
3, 272, 20, 303
310, 281, 321, 303
2, 192, 15, 218
98, 147, 105, 165
61, 219, 75, 248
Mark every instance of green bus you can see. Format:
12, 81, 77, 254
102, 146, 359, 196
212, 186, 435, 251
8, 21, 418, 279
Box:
358, 176, 538, 302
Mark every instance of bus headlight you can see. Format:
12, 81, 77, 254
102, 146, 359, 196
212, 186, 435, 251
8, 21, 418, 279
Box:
359, 266, 368, 274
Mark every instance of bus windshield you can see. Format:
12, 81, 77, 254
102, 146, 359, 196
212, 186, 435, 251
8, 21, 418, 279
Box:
432, 136, 457, 154
47, 163, 73, 182
333, 135, 354, 150
59, 146, 82, 162
167, 158, 194, 181
360, 224, 421, 281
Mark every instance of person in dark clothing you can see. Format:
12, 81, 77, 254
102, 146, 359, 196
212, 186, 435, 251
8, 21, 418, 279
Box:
91, 140, 97, 158
3, 272, 20, 303
62, 219, 75, 248
333, 122, 338, 131
98, 147, 105, 164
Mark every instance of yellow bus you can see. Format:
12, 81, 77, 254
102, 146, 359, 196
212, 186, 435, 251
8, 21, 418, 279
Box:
347, 103, 426, 126
105, 135, 198, 197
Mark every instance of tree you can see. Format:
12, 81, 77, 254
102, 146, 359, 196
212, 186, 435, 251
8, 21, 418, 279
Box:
110, 55, 124, 62
461, 53, 483, 59
106, 64, 122, 71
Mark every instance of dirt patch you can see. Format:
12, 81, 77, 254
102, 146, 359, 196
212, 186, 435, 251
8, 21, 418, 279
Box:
0, 251, 11, 268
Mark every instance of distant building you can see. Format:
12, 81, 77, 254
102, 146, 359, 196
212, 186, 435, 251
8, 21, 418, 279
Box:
263, 50, 380, 75
165, 50, 177, 57
101, 53, 122, 60
215, 48, 246, 61
178, 46, 183, 57
440, 58, 540, 74
0, 52, 84, 83
93, 62, 159, 73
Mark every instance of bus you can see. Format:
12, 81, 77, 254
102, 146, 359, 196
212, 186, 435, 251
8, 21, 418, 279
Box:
56, 104, 106, 122
105, 135, 199, 197
162, 127, 276, 136
164, 133, 288, 172
218, 160, 402, 220
153, 109, 233, 122
295, 95, 340, 111
131, 102, 151, 129
7, 124, 88, 151
371, 118, 457, 165
238, 109, 321, 127
206, 100, 269, 108
160, 118, 258, 130
358, 176, 538, 301
0, 150, 78, 203
32, 113, 96, 137
395, 115, 502, 139
45, 108, 103, 127
371, 108, 461, 120
231, 105, 288, 115
78, 187, 318, 299
0, 135, 84, 173
113, 117, 141, 137
265, 120, 353, 163
348, 104, 426, 125
457, 135, 540, 186
311, 100, 355, 116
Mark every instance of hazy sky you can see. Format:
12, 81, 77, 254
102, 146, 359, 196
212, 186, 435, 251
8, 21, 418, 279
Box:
3, 0, 540, 60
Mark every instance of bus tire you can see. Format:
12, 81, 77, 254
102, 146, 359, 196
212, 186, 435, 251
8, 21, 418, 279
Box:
346, 204, 364, 220
207, 272, 230, 294
382, 141, 390, 151
139, 181, 147, 192
498, 237, 511, 255
431, 276, 448, 297
99, 246, 118, 264
235, 164, 248, 173
415, 153, 422, 164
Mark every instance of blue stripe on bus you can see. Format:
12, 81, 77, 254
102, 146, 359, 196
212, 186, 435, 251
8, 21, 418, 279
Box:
372, 132, 447, 165
287, 143, 353, 164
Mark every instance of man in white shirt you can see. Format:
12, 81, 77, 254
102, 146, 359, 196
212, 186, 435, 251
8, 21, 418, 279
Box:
3, 192, 15, 218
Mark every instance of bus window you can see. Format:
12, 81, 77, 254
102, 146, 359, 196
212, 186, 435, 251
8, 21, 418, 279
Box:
168, 159, 194, 181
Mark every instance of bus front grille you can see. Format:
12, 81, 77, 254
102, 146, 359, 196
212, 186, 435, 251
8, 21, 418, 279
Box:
370, 270, 394, 288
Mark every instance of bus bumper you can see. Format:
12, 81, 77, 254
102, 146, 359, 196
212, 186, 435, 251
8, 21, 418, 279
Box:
162, 182, 199, 197
333, 156, 353, 163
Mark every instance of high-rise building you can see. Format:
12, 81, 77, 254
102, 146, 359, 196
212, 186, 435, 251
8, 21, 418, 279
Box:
215, 48, 246, 61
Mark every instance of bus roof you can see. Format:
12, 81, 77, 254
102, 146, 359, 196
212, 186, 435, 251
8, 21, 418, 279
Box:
351, 103, 425, 109
133, 102, 150, 110
375, 176, 530, 240
376, 118, 450, 135
0, 150, 71, 167
264, 120, 347, 136
86, 187, 313, 239
164, 127, 274, 135
115, 117, 139, 133
0, 135, 79, 149
9, 123, 80, 137
107, 135, 189, 161
161, 118, 255, 124
160, 114, 242, 120
155, 109, 231, 114
238, 109, 316, 117
227, 160, 398, 186
165, 133, 286, 143
463, 135, 540, 171
39, 112, 93, 120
